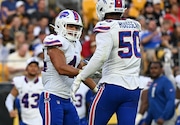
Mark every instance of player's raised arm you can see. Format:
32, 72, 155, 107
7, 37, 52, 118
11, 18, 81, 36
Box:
39, 9, 98, 125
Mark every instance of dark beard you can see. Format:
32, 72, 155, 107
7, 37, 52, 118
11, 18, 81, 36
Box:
28, 73, 37, 77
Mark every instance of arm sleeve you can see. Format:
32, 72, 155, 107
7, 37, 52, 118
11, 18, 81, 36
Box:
80, 32, 113, 80
5, 93, 15, 112
161, 80, 176, 120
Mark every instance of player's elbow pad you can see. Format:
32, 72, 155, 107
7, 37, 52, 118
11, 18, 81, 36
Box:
5, 93, 15, 112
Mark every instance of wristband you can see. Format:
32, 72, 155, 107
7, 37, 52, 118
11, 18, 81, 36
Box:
135, 113, 143, 124
93, 87, 98, 93
79, 69, 82, 74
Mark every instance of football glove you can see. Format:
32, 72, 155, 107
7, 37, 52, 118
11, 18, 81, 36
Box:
71, 74, 83, 102
135, 113, 143, 125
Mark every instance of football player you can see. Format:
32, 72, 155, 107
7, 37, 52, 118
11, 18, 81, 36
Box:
38, 9, 97, 125
5, 57, 44, 125
74, 83, 94, 125
71, 0, 143, 124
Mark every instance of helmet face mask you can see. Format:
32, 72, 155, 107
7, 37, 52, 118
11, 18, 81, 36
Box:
96, 0, 126, 20
63, 24, 83, 42
52, 10, 83, 41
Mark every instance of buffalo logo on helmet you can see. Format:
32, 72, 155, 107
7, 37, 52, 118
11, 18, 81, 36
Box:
59, 11, 69, 18
72, 11, 79, 22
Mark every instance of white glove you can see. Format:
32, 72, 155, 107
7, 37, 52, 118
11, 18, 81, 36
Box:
135, 113, 143, 125
71, 74, 83, 102
71, 90, 76, 102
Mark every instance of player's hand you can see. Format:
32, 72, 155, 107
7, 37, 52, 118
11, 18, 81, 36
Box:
71, 90, 76, 102
135, 113, 143, 125
156, 118, 164, 125
71, 74, 83, 102
9, 110, 18, 118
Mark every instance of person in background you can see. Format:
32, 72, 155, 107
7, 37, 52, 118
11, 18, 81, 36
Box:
152, 0, 164, 27
24, 0, 38, 17
38, 9, 98, 125
1, 0, 16, 17
163, 4, 180, 32
140, 19, 161, 74
142, 61, 176, 125
135, 74, 152, 125
7, 42, 32, 81
0, 33, 9, 62
33, 16, 50, 37
14, 31, 26, 51
169, 22, 180, 73
32, 30, 47, 49
15, 1, 26, 19
1, 26, 14, 53
31, 0, 49, 23
75, 38, 97, 125
142, 1, 155, 23
81, 31, 96, 59
74, 82, 94, 125
71, 0, 142, 124
5, 57, 44, 125
33, 43, 44, 69
26, 23, 36, 46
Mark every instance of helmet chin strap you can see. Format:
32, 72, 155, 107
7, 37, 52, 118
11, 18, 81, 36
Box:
49, 24, 55, 29
65, 34, 77, 42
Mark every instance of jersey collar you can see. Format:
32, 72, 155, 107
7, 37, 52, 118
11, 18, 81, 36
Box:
24, 77, 39, 84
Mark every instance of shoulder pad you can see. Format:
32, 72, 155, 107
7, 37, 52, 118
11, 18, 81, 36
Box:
12, 76, 21, 82
93, 20, 114, 33
12, 76, 24, 88
43, 34, 62, 47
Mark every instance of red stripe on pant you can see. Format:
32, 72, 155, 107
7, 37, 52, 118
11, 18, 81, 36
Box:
45, 92, 50, 125
89, 86, 104, 125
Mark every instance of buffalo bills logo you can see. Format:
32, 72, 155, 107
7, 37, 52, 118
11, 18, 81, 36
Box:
44, 98, 51, 103
72, 11, 79, 22
59, 11, 69, 18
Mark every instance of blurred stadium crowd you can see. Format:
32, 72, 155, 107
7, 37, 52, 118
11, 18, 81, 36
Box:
0, 0, 179, 82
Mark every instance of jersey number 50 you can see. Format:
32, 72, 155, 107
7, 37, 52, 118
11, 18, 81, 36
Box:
118, 31, 141, 58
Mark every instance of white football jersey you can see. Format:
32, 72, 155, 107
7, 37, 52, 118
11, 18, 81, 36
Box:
80, 19, 142, 89
13, 76, 43, 125
42, 34, 82, 99
73, 83, 91, 119
139, 75, 152, 90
